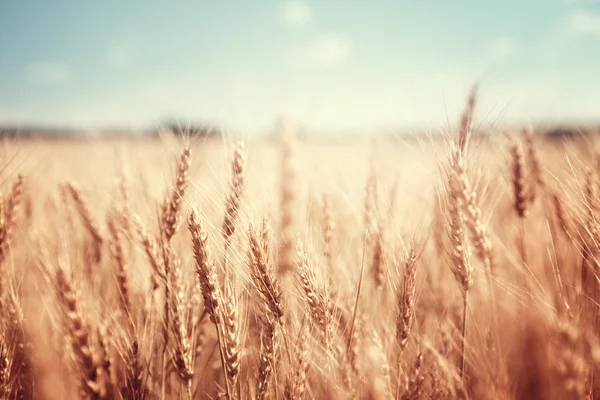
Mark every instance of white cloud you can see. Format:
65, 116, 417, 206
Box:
282, 1, 311, 26
27, 61, 70, 84
568, 9, 600, 35
107, 45, 132, 68
289, 34, 352, 67
489, 37, 516, 61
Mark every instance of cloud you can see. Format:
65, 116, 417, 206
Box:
568, 9, 600, 35
107, 45, 132, 68
489, 37, 516, 61
289, 34, 352, 67
27, 61, 70, 84
282, 1, 311, 26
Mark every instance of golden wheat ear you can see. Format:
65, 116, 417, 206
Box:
162, 144, 191, 242
53, 267, 111, 398
64, 182, 104, 264
222, 141, 247, 243
510, 141, 530, 220
248, 224, 284, 322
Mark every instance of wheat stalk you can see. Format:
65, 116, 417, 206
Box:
162, 144, 191, 242
278, 118, 297, 275
222, 141, 247, 244
54, 267, 109, 399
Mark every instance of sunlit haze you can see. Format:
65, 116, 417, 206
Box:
1, 1, 600, 135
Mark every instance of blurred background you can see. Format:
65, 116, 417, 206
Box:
1, 0, 599, 139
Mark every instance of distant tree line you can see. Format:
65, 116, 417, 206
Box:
161, 119, 222, 138
0, 119, 222, 140
0, 125, 83, 139
544, 126, 588, 140
0, 122, 598, 140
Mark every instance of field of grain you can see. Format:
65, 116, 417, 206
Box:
1, 95, 600, 400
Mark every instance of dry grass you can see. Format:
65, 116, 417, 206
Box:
2, 96, 600, 399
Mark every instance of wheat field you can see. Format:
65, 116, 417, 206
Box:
1, 92, 599, 400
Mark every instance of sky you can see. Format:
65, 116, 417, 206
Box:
1, 0, 600, 135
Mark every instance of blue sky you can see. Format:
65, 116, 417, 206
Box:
1, 1, 599, 134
